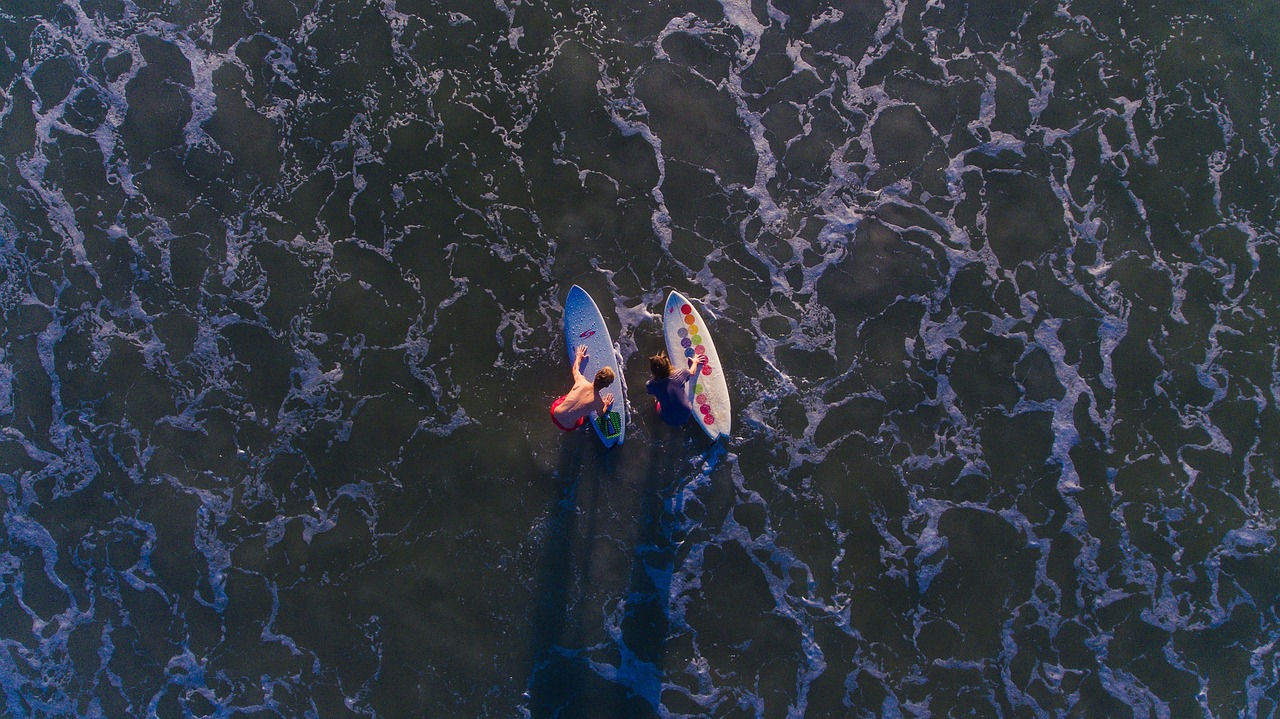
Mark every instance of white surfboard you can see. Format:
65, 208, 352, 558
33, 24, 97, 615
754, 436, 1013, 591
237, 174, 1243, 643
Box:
662, 291, 730, 440
563, 285, 626, 447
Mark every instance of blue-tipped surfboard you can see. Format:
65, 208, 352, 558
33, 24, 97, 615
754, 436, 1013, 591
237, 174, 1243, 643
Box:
563, 285, 626, 447
663, 291, 730, 440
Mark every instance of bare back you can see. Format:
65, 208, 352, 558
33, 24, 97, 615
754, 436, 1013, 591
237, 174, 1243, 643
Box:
554, 376, 599, 425
553, 346, 615, 426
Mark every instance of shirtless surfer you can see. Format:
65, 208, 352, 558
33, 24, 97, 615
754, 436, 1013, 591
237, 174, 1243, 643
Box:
551, 345, 616, 432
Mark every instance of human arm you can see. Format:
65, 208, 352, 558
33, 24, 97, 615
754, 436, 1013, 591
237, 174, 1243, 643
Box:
670, 354, 707, 389
686, 353, 709, 372
571, 345, 589, 381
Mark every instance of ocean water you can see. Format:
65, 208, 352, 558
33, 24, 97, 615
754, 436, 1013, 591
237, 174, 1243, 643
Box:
1, 0, 1278, 716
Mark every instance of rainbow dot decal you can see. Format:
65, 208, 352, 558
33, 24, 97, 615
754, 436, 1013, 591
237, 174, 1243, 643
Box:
684, 315, 696, 326
680, 304, 692, 315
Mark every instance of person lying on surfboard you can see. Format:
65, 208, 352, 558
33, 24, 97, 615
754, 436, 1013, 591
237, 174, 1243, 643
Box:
551, 345, 616, 432
646, 350, 708, 426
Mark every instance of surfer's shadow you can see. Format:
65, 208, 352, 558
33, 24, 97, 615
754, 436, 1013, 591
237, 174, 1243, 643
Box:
599, 416, 721, 674
523, 401, 723, 711
527, 427, 667, 716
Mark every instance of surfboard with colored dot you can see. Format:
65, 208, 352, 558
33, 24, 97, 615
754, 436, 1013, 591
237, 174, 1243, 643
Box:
663, 290, 731, 440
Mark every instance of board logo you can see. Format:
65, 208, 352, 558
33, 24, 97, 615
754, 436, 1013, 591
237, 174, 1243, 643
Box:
579, 329, 596, 339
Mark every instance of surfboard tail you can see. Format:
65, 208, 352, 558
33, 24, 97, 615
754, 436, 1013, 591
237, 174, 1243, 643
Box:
598, 411, 622, 441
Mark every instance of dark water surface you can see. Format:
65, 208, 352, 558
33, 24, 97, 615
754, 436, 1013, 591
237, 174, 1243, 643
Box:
2, 0, 1278, 716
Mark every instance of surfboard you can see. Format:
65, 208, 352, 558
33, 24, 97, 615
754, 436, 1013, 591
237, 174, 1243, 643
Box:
663, 291, 730, 440
563, 285, 626, 447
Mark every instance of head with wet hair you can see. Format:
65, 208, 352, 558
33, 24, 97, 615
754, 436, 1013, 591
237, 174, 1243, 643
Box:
593, 366, 615, 391
649, 351, 672, 379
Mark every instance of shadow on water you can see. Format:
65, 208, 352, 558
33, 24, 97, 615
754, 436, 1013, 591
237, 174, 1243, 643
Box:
614, 414, 689, 679
525, 432, 585, 693
524, 411, 709, 719
524, 427, 637, 718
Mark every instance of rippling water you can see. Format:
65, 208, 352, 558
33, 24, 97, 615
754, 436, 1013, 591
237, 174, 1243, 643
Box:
2, 0, 1278, 716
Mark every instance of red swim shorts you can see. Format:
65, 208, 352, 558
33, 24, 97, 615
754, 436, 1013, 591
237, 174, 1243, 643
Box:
550, 396, 585, 432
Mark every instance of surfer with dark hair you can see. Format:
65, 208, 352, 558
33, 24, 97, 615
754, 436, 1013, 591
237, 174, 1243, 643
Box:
551, 344, 616, 432
646, 349, 707, 426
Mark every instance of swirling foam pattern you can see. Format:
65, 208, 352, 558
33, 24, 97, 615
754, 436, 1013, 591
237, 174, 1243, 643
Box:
1, 0, 1277, 716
